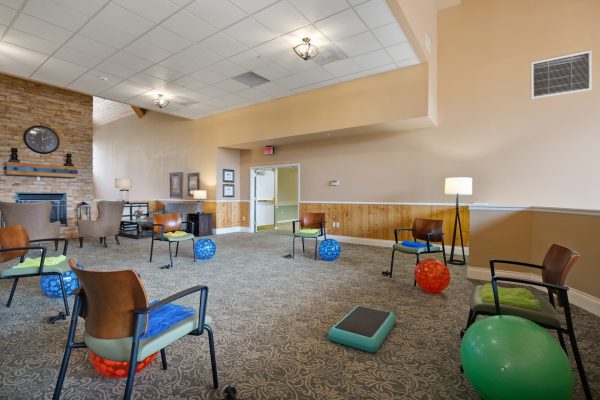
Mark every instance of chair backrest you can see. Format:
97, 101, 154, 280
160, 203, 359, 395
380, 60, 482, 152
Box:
153, 213, 182, 233
412, 218, 444, 242
68, 259, 149, 339
541, 244, 579, 286
0, 225, 30, 263
0, 201, 58, 240
300, 213, 325, 229
97, 200, 125, 226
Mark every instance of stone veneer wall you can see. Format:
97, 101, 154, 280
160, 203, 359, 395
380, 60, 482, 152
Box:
0, 73, 93, 237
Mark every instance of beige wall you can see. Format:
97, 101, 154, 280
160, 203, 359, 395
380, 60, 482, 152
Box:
216, 148, 240, 200
276, 167, 298, 204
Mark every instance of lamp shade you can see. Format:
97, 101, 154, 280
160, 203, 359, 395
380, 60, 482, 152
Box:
445, 177, 472, 195
192, 190, 207, 200
115, 178, 131, 190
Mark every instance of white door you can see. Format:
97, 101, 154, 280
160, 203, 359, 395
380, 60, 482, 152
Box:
254, 169, 275, 231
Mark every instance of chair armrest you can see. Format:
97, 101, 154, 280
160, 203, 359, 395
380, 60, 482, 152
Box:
30, 237, 69, 256
393, 228, 411, 243
152, 223, 166, 237
489, 259, 543, 277
292, 220, 300, 233
181, 221, 195, 234
491, 276, 568, 314
425, 232, 444, 250
0, 245, 47, 273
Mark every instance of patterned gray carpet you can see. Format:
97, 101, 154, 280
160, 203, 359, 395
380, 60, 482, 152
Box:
0, 233, 598, 399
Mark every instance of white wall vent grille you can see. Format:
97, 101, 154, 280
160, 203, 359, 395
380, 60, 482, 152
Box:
532, 51, 591, 98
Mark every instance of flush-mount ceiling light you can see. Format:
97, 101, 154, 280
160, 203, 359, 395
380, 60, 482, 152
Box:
152, 94, 169, 108
293, 37, 318, 61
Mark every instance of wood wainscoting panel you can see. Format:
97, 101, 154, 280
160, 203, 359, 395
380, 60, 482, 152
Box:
299, 203, 469, 245
203, 201, 217, 227
239, 201, 250, 227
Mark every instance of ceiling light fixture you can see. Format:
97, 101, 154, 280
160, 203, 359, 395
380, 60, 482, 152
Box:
152, 94, 169, 108
293, 37, 318, 61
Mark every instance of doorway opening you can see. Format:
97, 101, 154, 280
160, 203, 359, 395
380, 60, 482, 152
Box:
250, 164, 300, 233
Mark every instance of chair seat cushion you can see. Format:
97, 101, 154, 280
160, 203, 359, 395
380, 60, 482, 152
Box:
142, 302, 196, 338
471, 284, 561, 328
480, 283, 540, 310
84, 313, 212, 362
393, 243, 441, 254
164, 232, 194, 241
401, 240, 427, 248
1, 258, 71, 278
295, 229, 321, 237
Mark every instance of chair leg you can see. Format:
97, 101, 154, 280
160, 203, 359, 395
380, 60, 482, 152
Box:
79, 237, 83, 248
100, 237, 103, 244
567, 330, 592, 399
115, 235, 120, 245
6, 278, 19, 307
175, 242, 180, 257
57, 274, 70, 316
557, 330, 567, 353
386, 249, 395, 278
292, 236, 296, 259
205, 325, 219, 389
54, 240, 59, 251
53, 295, 81, 400
442, 245, 448, 266
168, 241, 173, 268
103, 237, 107, 248
191, 239, 196, 262
150, 237, 155, 262
302, 237, 305, 251
160, 348, 168, 370
314, 238, 318, 260
414, 255, 420, 286
461, 309, 477, 337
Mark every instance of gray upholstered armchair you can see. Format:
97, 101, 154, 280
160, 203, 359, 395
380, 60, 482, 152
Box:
0, 201, 60, 249
77, 201, 124, 248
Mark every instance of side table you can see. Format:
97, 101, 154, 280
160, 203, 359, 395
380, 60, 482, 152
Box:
187, 213, 213, 236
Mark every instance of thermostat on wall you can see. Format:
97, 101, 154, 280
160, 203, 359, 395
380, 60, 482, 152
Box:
329, 180, 340, 186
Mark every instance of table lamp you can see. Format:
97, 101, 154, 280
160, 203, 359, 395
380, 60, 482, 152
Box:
115, 178, 131, 202
444, 177, 472, 265
192, 190, 207, 213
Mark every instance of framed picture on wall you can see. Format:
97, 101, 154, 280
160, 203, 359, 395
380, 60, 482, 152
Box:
223, 169, 235, 183
223, 184, 235, 197
188, 172, 199, 196
170, 172, 183, 198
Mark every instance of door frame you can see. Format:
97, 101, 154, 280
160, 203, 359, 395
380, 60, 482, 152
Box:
249, 163, 300, 233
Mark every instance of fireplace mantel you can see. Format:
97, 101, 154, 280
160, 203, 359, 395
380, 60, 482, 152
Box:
4, 162, 78, 178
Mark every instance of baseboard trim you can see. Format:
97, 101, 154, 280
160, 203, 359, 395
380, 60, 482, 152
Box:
212, 227, 250, 234
466, 266, 600, 317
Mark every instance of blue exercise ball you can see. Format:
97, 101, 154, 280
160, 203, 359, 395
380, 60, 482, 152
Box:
319, 239, 341, 261
40, 270, 80, 298
461, 315, 573, 400
195, 239, 216, 260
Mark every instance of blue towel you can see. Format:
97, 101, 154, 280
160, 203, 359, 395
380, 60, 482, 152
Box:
142, 301, 196, 338
401, 240, 428, 248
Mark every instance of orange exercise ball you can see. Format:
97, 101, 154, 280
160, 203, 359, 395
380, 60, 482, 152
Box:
90, 352, 157, 378
415, 258, 450, 293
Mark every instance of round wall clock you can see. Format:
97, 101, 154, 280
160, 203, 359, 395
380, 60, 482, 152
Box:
23, 126, 60, 154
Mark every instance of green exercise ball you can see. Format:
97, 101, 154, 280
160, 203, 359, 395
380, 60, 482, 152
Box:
461, 315, 573, 400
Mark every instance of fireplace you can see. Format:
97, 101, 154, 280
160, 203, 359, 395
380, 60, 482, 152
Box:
16, 193, 67, 225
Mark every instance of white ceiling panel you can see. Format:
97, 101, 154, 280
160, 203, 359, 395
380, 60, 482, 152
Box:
0, 41, 47, 76
396, 57, 419, 68
13, 14, 72, 44
253, 63, 290, 81
206, 59, 245, 78
177, 44, 223, 68
289, 0, 349, 23
101, 80, 152, 101
65, 35, 118, 59
144, 64, 183, 81
93, 96, 134, 127
196, 85, 228, 98
161, 10, 216, 42
159, 53, 206, 75
0, 0, 25, 10
140, 26, 192, 53
94, 3, 154, 36
336, 31, 381, 57
315, 9, 368, 42
114, 0, 179, 23
253, 1, 308, 36
354, 0, 396, 29
54, 46, 104, 68
173, 75, 207, 91
107, 51, 153, 71
353, 48, 393, 69
0, 24, 6, 37
322, 58, 361, 77
387, 42, 417, 62
129, 72, 168, 88
22, 0, 88, 31
199, 32, 247, 58
185, 0, 246, 29
255, 81, 292, 97
0, 4, 16, 25
52, 0, 109, 17
79, 20, 135, 49
238, 87, 274, 101
123, 39, 173, 63
372, 23, 407, 47
348, 0, 369, 5
230, 49, 271, 70
223, 17, 278, 48
96, 60, 136, 79
32, 57, 88, 86
229, 0, 277, 14
190, 68, 227, 85
69, 70, 122, 94
214, 78, 249, 93
3, 29, 60, 55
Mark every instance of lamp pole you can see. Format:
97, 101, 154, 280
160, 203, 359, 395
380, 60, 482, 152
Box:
449, 192, 466, 265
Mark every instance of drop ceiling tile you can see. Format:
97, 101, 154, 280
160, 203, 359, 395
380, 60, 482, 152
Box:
94, 3, 154, 37
172, 75, 207, 90
32, 57, 88, 86
129, 72, 168, 88
159, 53, 205, 75
101, 80, 152, 101
65, 35, 118, 59
254, 37, 292, 59
0, 24, 6, 37
237, 87, 273, 101
124, 39, 173, 63
253, 62, 290, 81
336, 31, 381, 57
140, 26, 192, 53
255, 81, 292, 97
295, 77, 339, 92
353, 48, 393, 69
108, 51, 153, 71
275, 74, 307, 90
169, 0, 194, 7
289, 0, 349, 23
13, 14, 72, 44
51, 0, 108, 17
145, 64, 183, 81
322, 58, 361, 77
114, 0, 179, 23
23, 0, 87, 31
3, 29, 61, 55
55, 46, 103, 68
200, 32, 247, 58
372, 23, 407, 47
387, 42, 417, 62
224, 17, 277, 48
342, 62, 396, 81
96, 60, 136, 79
214, 78, 249, 93
203, 97, 228, 109
185, 0, 246, 29
354, 0, 395, 29
196, 85, 228, 98
230, 49, 271, 70
253, 0, 308, 36
177, 43, 223, 68
0, 0, 25, 9
396, 57, 419, 68
0, 4, 15, 25
190, 68, 227, 84
161, 10, 216, 42
315, 9, 367, 42
0, 42, 47, 76
206, 59, 246, 78
219, 92, 249, 106
68, 70, 121, 94
178, 102, 217, 115
276, 55, 319, 74
348, 0, 368, 5
280, 24, 331, 47
296, 66, 334, 85
79, 20, 135, 49
229, 0, 277, 14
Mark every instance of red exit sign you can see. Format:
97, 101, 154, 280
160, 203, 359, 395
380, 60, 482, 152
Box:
264, 145, 275, 155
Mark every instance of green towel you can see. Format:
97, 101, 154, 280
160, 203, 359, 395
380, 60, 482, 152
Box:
481, 283, 541, 310
14, 255, 67, 269
298, 229, 320, 235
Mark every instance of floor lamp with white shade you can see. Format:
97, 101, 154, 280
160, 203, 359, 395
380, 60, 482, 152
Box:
445, 177, 472, 265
